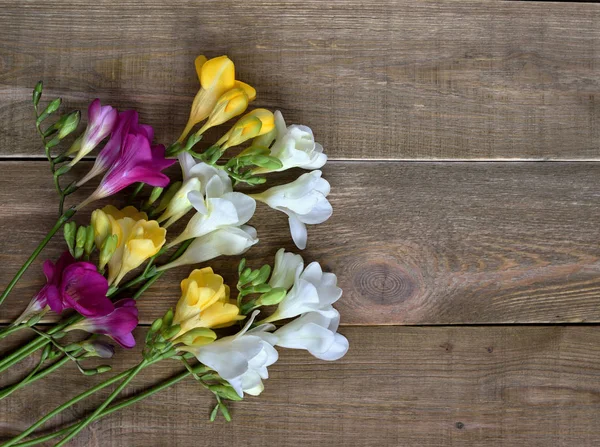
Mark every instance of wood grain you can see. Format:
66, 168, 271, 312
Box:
1, 161, 600, 325
1, 0, 600, 159
2, 325, 600, 447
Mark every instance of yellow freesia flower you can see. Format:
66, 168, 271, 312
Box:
178, 55, 257, 143
110, 220, 166, 286
91, 206, 149, 251
216, 108, 276, 150
196, 87, 250, 136
173, 268, 244, 340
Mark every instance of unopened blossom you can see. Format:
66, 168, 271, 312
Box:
274, 310, 348, 361
216, 109, 276, 150
196, 87, 250, 136
77, 110, 153, 186
77, 133, 176, 209
251, 170, 332, 249
254, 111, 326, 173
65, 299, 139, 348
167, 161, 256, 248
180, 311, 278, 397
262, 260, 342, 323
158, 225, 258, 271
179, 55, 256, 142
67, 99, 117, 166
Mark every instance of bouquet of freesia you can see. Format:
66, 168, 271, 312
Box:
0, 55, 347, 446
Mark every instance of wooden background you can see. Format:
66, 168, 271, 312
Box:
1, 0, 600, 445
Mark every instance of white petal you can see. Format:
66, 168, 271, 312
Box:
178, 152, 196, 180
222, 192, 256, 225
275, 320, 335, 353
288, 215, 307, 250
269, 248, 304, 290
297, 195, 332, 225
312, 333, 349, 361
188, 190, 208, 215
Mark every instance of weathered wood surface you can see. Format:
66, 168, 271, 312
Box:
1, 161, 600, 325
1, 0, 600, 159
3, 326, 600, 447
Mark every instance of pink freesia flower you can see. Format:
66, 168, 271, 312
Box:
77, 133, 176, 209
38, 252, 113, 318
76, 110, 154, 186
65, 299, 139, 348
68, 99, 118, 166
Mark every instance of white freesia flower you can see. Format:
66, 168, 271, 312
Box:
255, 111, 326, 173
167, 159, 256, 248
251, 170, 332, 250
182, 311, 278, 397
274, 310, 348, 361
157, 225, 258, 271
263, 261, 342, 323
269, 248, 304, 290
159, 153, 246, 229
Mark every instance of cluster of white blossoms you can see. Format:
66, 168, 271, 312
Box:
183, 249, 348, 397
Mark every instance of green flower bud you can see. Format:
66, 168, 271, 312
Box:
36, 98, 62, 125
219, 403, 232, 422
32, 81, 43, 107
76, 226, 86, 249
237, 258, 246, 276
252, 264, 271, 286
99, 234, 118, 270
147, 186, 164, 206
251, 155, 283, 171
246, 176, 267, 185
155, 181, 182, 213
84, 225, 95, 256
253, 283, 271, 294
162, 308, 174, 328
208, 384, 243, 401
54, 164, 71, 177
58, 111, 81, 139
95, 365, 112, 374
245, 269, 261, 284
163, 323, 181, 340
63, 221, 77, 256
150, 317, 163, 333
256, 287, 287, 306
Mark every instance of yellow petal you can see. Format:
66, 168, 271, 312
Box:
194, 55, 208, 84
200, 56, 235, 92
196, 302, 244, 328
235, 81, 256, 102
91, 209, 111, 250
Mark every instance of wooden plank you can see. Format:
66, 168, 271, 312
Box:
0, 0, 600, 160
2, 325, 600, 446
1, 161, 600, 325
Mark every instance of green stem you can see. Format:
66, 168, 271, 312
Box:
0, 355, 71, 401
13, 368, 194, 447
0, 365, 139, 447
0, 209, 75, 307
52, 360, 148, 447
0, 324, 26, 341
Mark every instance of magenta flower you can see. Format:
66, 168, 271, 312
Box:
68, 99, 118, 166
35, 251, 113, 318
76, 110, 154, 186
77, 133, 176, 209
65, 299, 139, 348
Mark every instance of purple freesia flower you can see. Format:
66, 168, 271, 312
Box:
76, 110, 154, 186
65, 299, 139, 348
77, 133, 176, 209
68, 99, 118, 166
37, 251, 113, 318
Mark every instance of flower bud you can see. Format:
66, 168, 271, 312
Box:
99, 234, 118, 270
76, 226, 86, 249
217, 109, 275, 150
175, 327, 217, 346
252, 264, 271, 286
147, 186, 164, 206
208, 384, 243, 401
36, 97, 62, 124
91, 209, 112, 250
256, 287, 287, 306
58, 110, 81, 139
32, 81, 43, 107
163, 323, 181, 340
155, 181, 182, 214
63, 221, 77, 256
84, 225, 95, 256
81, 340, 115, 359
197, 88, 249, 135
150, 317, 163, 333
96, 365, 112, 374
